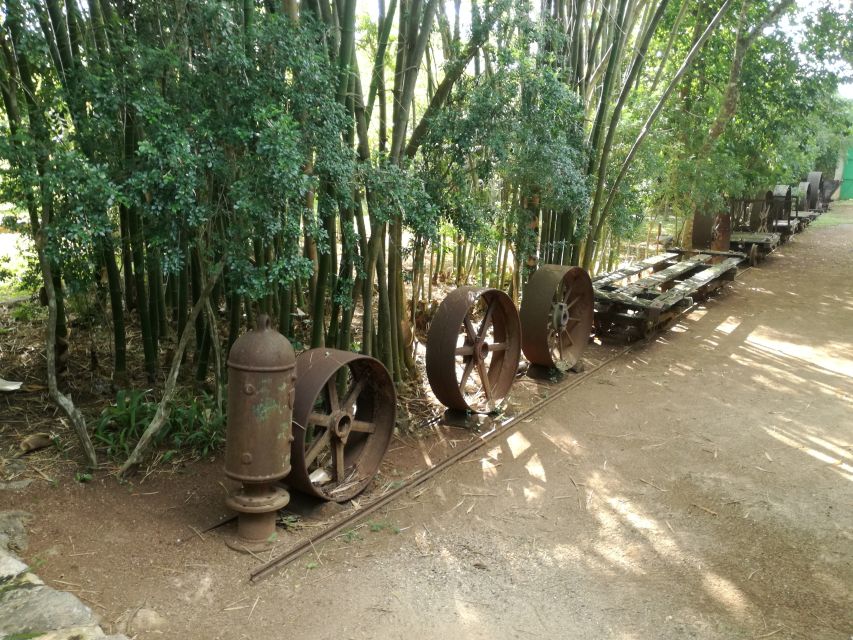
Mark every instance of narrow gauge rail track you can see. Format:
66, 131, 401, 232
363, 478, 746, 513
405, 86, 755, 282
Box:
249, 341, 636, 582
238, 262, 756, 582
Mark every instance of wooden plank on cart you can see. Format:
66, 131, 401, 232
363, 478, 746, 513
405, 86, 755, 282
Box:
731, 231, 781, 248
668, 248, 747, 260
618, 254, 713, 296
594, 288, 654, 308
773, 219, 799, 234
648, 258, 741, 316
592, 252, 678, 287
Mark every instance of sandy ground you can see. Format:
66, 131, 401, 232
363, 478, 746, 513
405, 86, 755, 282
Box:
3, 203, 852, 639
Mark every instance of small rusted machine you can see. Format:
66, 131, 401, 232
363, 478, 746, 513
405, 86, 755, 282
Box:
224, 315, 295, 551
520, 265, 594, 371
224, 321, 397, 546
426, 287, 521, 413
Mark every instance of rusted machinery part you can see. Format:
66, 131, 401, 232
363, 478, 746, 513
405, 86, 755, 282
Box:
797, 181, 812, 211
772, 184, 790, 199
289, 349, 396, 502
807, 171, 823, 209
748, 244, 760, 267
771, 184, 791, 223
710, 212, 732, 252
426, 286, 521, 413
520, 265, 594, 370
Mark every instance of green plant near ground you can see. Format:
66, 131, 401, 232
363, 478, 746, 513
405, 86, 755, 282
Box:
94, 390, 225, 461
9, 301, 45, 323
368, 520, 400, 534
812, 208, 852, 229
337, 527, 363, 543
0, 228, 36, 303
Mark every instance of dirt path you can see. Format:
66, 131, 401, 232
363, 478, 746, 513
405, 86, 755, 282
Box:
5, 204, 853, 639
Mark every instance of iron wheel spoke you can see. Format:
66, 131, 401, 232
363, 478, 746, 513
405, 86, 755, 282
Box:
351, 420, 376, 434
476, 358, 493, 402
333, 440, 346, 483
326, 380, 340, 411
342, 377, 366, 413
478, 298, 496, 338
304, 429, 331, 467
463, 316, 478, 342
455, 344, 475, 356
459, 356, 476, 390
308, 411, 332, 427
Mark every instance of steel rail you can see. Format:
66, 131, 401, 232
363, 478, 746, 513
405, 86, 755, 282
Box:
249, 261, 759, 582
250, 342, 635, 582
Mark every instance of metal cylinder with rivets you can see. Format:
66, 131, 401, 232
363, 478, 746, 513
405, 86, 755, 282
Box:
224, 314, 295, 550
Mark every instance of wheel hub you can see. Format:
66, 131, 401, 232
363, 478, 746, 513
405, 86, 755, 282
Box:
331, 411, 353, 442
551, 302, 570, 329
474, 337, 490, 361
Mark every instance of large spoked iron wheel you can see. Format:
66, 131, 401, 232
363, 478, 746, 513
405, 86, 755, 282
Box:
288, 349, 395, 502
520, 265, 594, 370
426, 287, 521, 413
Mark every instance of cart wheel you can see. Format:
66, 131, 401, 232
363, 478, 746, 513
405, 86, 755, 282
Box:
289, 350, 395, 502
426, 287, 521, 413
748, 245, 759, 267
520, 266, 594, 371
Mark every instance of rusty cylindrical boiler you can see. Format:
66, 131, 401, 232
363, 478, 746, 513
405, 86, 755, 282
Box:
224, 315, 295, 551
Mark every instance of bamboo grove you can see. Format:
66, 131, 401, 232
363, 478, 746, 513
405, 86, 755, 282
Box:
0, 0, 849, 465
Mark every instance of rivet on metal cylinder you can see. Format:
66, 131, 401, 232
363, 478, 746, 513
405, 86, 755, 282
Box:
223, 314, 295, 552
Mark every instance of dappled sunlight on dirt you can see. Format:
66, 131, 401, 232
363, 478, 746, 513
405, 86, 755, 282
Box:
7, 207, 852, 640
764, 427, 853, 481
746, 327, 853, 378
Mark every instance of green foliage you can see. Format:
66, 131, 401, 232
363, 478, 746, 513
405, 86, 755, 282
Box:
0, 256, 12, 284
634, 0, 850, 216
94, 390, 225, 460
367, 520, 400, 534
10, 301, 45, 323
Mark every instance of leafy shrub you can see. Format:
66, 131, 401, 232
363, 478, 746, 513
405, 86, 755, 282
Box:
94, 390, 225, 461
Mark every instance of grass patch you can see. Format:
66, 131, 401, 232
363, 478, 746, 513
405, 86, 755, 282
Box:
812, 205, 853, 228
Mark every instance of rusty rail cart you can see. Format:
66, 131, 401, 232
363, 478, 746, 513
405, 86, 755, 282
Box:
593, 252, 742, 339
729, 231, 780, 266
